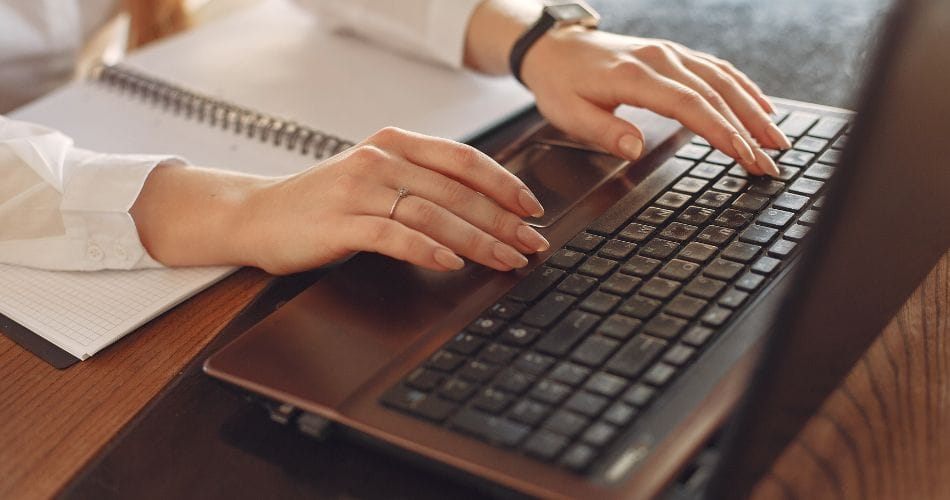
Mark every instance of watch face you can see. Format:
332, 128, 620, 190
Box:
547, 3, 600, 25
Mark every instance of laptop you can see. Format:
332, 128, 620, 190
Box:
205, 0, 950, 497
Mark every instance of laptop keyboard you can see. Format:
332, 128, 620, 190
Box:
380, 109, 849, 473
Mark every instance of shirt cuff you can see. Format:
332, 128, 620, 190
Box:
60, 149, 183, 270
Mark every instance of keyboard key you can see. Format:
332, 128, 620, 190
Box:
718, 288, 750, 308
727, 164, 749, 178
803, 163, 835, 180
703, 258, 745, 281
523, 430, 568, 461
447, 333, 485, 355
678, 242, 718, 264
682, 325, 715, 347
458, 360, 500, 382
676, 143, 711, 160
739, 224, 779, 245
712, 176, 748, 193
832, 134, 848, 150
705, 150, 735, 165
623, 383, 656, 406
530, 379, 573, 405
788, 178, 824, 195
580, 291, 621, 314
495, 368, 537, 394
684, 276, 727, 299
584, 372, 628, 397
479, 343, 519, 365
751, 256, 781, 275
516, 351, 556, 375
546, 248, 584, 270
557, 273, 598, 296
793, 136, 828, 153
382, 386, 458, 422
509, 399, 551, 426
769, 239, 798, 258
549, 362, 592, 386
468, 316, 504, 336
784, 223, 811, 241
618, 295, 662, 319
534, 310, 599, 356
664, 294, 708, 319
660, 222, 699, 242
701, 306, 733, 327
659, 259, 700, 281
696, 225, 735, 246
571, 335, 621, 367
778, 149, 815, 167
640, 277, 681, 300
406, 368, 445, 391
672, 177, 708, 194
561, 443, 597, 471
818, 149, 843, 165
732, 193, 769, 212
581, 421, 617, 446
773, 192, 809, 211
690, 162, 725, 179
748, 178, 785, 196
622, 255, 662, 277
602, 402, 638, 427
757, 208, 796, 228
601, 272, 641, 295
677, 205, 716, 225
578, 256, 619, 278
439, 378, 478, 402
639, 238, 681, 260
618, 222, 656, 243
695, 190, 733, 208
778, 111, 819, 137
638, 206, 676, 225
473, 387, 514, 413
565, 391, 610, 417
655, 191, 692, 209
522, 293, 576, 327
451, 407, 530, 446
643, 314, 688, 339
542, 410, 588, 438
663, 344, 696, 366
714, 208, 754, 229
799, 209, 821, 225
567, 232, 605, 252
596, 314, 642, 340
776, 165, 800, 181
691, 135, 710, 146
721, 241, 762, 263
507, 266, 564, 302
599, 239, 638, 260
643, 362, 678, 386
498, 325, 540, 347
606, 334, 667, 378
808, 116, 848, 139
428, 350, 465, 372
490, 300, 525, 320
735, 272, 765, 292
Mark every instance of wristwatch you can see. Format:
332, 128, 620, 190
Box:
509, 1, 600, 86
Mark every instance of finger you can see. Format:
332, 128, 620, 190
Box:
677, 52, 791, 151
342, 215, 465, 272
615, 62, 760, 172
545, 95, 646, 162
362, 127, 545, 219
392, 192, 530, 272
371, 157, 550, 254
691, 51, 776, 115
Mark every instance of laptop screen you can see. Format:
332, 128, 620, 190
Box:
709, 0, 950, 496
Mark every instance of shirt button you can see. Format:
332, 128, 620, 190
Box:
87, 244, 104, 261
113, 245, 128, 260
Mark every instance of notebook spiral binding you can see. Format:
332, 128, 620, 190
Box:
92, 64, 355, 160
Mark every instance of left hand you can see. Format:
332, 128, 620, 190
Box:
520, 27, 790, 176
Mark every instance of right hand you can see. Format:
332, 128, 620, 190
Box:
240, 127, 549, 275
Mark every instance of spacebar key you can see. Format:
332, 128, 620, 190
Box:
606, 334, 667, 378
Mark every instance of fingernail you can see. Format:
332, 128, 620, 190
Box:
517, 224, 550, 253
731, 133, 756, 165
433, 247, 464, 270
493, 242, 529, 269
518, 187, 544, 218
766, 122, 792, 150
762, 96, 777, 115
755, 148, 781, 177
619, 134, 644, 161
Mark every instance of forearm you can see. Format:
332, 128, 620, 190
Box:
130, 163, 270, 268
464, 0, 542, 74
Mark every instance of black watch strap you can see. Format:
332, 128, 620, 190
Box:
508, 2, 600, 86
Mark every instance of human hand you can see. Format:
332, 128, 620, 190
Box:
520, 28, 790, 176
238, 127, 549, 275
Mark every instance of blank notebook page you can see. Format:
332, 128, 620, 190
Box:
0, 264, 229, 359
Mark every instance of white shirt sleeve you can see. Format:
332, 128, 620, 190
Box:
0, 116, 179, 271
294, 0, 485, 68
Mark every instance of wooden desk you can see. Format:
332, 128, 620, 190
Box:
1, 253, 947, 500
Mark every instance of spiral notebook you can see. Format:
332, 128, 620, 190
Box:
1, 0, 534, 366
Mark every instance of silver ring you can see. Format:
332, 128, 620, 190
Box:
388, 186, 410, 219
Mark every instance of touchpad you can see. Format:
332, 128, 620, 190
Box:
505, 142, 628, 227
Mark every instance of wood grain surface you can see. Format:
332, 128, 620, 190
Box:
753, 251, 950, 500
0, 268, 270, 500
